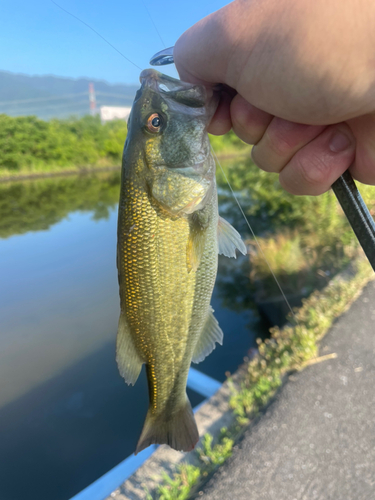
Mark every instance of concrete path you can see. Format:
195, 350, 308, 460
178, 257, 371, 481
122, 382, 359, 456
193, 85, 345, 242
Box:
194, 280, 375, 500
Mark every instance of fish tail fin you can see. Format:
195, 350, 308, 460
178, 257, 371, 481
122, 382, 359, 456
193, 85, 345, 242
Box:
135, 398, 199, 455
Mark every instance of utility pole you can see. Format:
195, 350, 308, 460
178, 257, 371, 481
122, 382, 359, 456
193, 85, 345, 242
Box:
88, 83, 96, 116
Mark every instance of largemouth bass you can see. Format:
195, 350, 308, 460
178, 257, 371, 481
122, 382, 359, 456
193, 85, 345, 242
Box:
116, 69, 246, 454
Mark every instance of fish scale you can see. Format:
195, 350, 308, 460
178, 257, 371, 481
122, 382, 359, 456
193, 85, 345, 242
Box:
119, 175, 213, 395
116, 69, 246, 454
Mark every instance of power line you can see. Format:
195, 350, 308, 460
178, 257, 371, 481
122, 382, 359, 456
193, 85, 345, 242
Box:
95, 91, 136, 99
0, 100, 90, 113
0, 92, 134, 110
0, 92, 88, 107
0, 98, 125, 114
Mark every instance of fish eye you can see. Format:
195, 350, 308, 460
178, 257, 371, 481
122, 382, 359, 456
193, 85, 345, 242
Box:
146, 113, 163, 133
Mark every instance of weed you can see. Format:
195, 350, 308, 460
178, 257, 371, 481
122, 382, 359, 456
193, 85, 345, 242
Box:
152, 257, 373, 499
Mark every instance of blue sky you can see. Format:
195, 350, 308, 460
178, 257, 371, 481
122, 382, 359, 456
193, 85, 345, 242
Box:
0, 0, 229, 84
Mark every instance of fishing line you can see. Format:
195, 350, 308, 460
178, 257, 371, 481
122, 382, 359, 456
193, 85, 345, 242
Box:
140, 0, 167, 49
50, 0, 142, 71
212, 146, 298, 323
140, 5, 297, 323
52, 0, 297, 324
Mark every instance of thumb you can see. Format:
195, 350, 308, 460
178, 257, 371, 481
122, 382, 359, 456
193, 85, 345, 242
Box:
174, 5, 235, 86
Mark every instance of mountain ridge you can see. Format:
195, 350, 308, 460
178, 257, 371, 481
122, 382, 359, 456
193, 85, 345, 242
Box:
0, 69, 139, 120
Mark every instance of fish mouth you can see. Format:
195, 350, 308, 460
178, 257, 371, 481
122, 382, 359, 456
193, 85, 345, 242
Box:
139, 68, 218, 114
140, 68, 204, 94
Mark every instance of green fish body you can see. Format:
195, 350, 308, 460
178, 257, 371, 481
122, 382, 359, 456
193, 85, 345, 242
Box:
116, 69, 246, 454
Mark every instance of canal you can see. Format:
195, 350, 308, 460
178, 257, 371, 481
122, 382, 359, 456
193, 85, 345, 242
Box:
0, 170, 267, 500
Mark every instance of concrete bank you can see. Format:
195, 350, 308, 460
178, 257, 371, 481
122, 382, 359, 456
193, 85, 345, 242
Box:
106, 366, 246, 500
196, 279, 375, 500
105, 267, 374, 500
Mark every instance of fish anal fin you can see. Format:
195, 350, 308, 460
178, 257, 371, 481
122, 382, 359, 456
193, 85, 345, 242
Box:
217, 216, 247, 258
116, 312, 143, 386
192, 306, 223, 364
135, 398, 199, 455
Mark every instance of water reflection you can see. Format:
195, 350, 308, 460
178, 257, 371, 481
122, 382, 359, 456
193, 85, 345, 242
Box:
0, 172, 265, 500
0, 209, 120, 408
0, 172, 121, 238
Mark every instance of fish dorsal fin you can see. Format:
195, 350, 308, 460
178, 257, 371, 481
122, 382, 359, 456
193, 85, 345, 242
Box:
116, 312, 144, 385
192, 306, 224, 364
217, 216, 247, 258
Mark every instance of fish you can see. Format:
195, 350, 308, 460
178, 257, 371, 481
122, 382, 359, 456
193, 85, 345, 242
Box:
116, 68, 247, 454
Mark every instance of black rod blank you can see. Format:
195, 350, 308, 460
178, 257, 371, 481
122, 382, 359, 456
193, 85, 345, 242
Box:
332, 171, 375, 272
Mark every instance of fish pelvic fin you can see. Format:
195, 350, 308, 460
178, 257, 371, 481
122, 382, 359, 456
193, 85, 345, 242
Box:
192, 306, 223, 364
217, 216, 247, 258
135, 398, 199, 455
116, 312, 143, 386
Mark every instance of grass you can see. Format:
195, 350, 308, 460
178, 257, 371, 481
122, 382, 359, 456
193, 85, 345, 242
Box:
145, 430, 235, 500
150, 256, 374, 499
248, 228, 360, 300
230, 257, 372, 424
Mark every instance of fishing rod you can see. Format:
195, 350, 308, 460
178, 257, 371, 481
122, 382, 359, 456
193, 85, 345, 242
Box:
151, 47, 375, 274
332, 172, 375, 271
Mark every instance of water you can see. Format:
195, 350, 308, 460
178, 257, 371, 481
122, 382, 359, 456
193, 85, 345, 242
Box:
0, 172, 266, 500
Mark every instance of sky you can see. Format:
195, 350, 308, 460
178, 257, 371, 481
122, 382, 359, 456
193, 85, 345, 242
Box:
0, 0, 230, 85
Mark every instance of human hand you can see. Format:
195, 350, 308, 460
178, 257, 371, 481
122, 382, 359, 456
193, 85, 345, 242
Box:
174, 0, 375, 195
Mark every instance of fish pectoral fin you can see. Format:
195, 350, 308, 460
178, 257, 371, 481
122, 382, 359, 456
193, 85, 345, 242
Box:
186, 210, 210, 272
217, 216, 247, 258
151, 169, 208, 215
116, 312, 143, 386
186, 235, 203, 273
192, 306, 224, 364
186, 229, 205, 273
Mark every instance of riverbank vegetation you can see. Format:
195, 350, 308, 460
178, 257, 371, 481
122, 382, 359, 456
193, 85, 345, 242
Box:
152, 257, 373, 499
0, 114, 127, 178
0, 114, 250, 179
146, 157, 375, 498
216, 158, 374, 304
2, 119, 375, 499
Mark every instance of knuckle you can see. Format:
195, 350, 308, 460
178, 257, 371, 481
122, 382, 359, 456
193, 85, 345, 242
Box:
295, 151, 331, 187
266, 123, 299, 156
251, 146, 271, 172
232, 122, 263, 145
251, 142, 287, 174
278, 174, 299, 195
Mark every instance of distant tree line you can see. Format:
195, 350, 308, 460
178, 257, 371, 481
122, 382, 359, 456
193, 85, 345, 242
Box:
0, 114, 249, 175
0, 114, 127, 172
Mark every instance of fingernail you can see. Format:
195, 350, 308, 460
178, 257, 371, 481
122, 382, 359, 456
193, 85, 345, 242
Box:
329, 131, 352, 153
